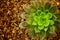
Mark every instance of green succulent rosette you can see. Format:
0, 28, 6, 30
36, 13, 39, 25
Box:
26, 2, 57, 39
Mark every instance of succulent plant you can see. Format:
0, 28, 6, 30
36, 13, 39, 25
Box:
25, 2, 57, 40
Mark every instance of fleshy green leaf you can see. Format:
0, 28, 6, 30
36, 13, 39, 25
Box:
50, 20, 54, 25
32, 21, 37, 25
49, 6, 57, 13
38, 26, 44, 30
38, 6, 44, 11
45, 2, 51, 9
44, 28, 48, 31
44, 20, 50, 27
49, 26, 55, 34
34, 27, 40, 33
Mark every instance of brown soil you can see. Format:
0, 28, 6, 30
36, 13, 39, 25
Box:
0, 0, 31, 40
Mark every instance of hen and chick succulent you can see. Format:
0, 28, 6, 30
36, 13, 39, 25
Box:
22, 0, 59, 39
